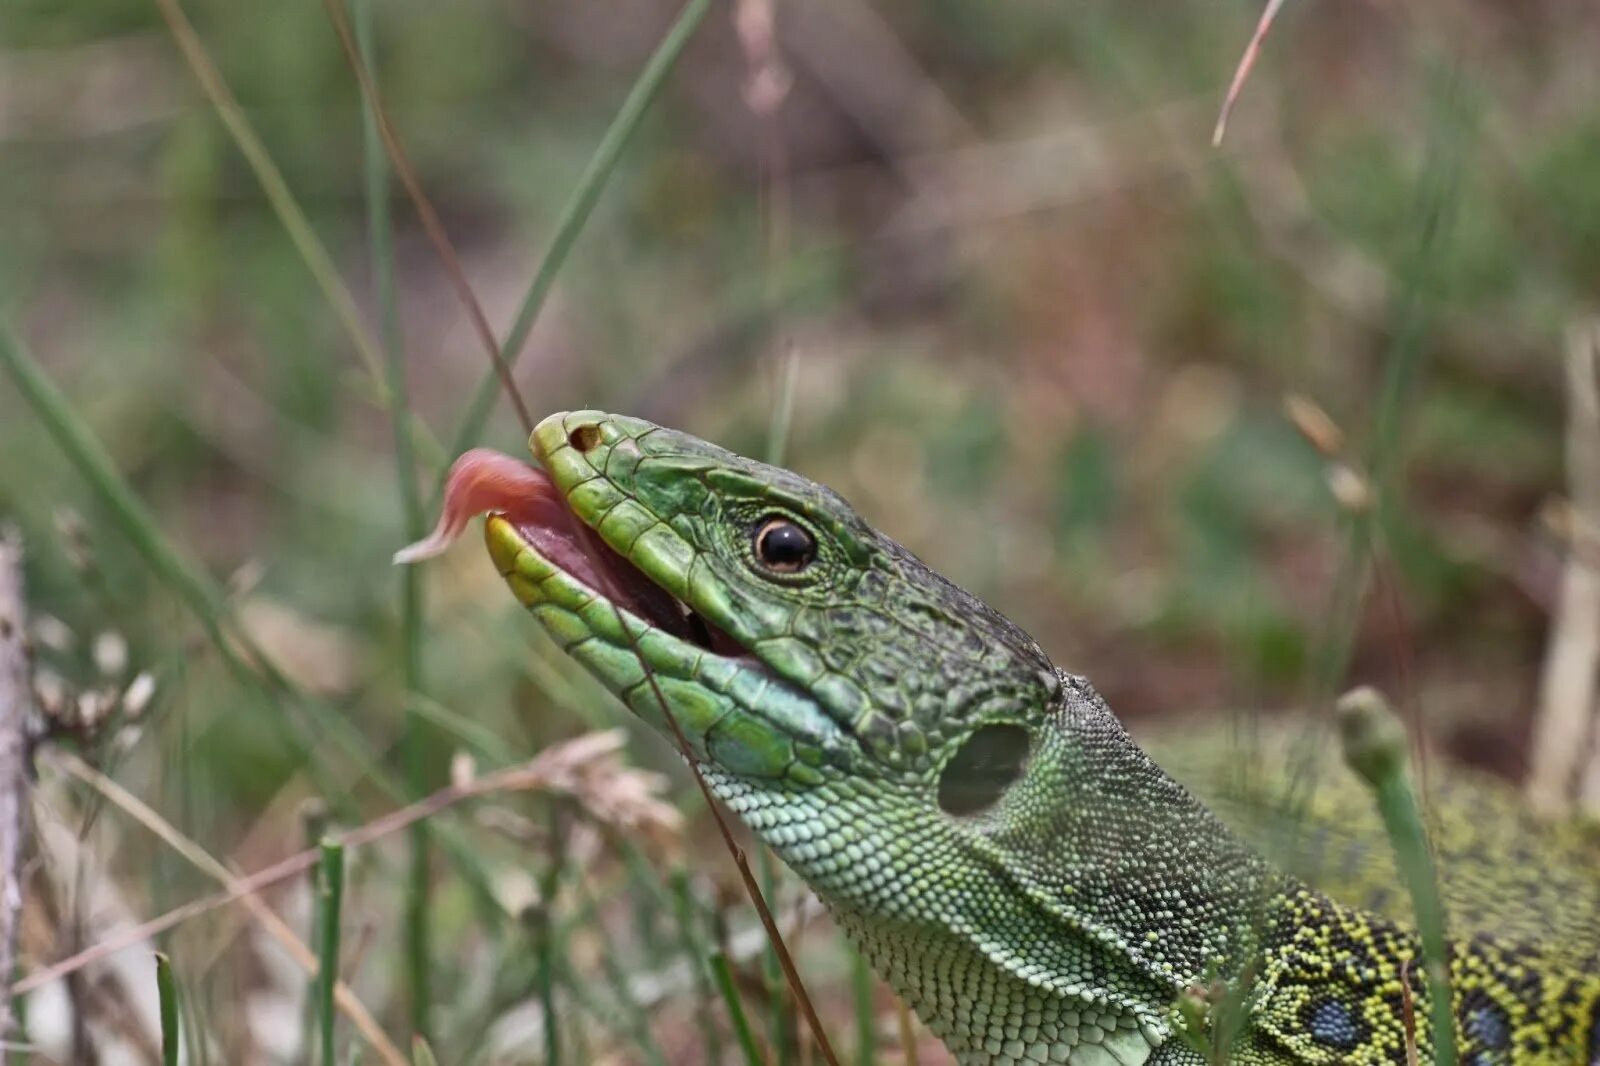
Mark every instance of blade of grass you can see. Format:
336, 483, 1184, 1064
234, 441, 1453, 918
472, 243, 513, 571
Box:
303, 802, 332, 1062
535, 805, 564, 1066
764, 344, 801, 468
148, 0, 421, 440
324, 0, 534, 436
0, 533, 33, 1052
851, 952, 874, 1066
437, 0, 713, 492
1255, 53, 1472, 920
710, 952, 765, 1066
317, 839, 347, 1066
1338, 689, 1456, 1066
670, 870, 723, 1066
563, 862, 670, 1066
349, 0, 436, 1039
155, 952, 181, 1066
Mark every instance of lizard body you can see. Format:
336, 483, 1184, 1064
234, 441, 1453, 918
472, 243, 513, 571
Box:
475, 410, 1600, 1064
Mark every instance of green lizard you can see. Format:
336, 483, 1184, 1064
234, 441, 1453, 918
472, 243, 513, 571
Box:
448, 409, 1600, 1064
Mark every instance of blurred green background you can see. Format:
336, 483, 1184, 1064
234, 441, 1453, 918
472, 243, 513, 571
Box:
2, 0, 1597, 1062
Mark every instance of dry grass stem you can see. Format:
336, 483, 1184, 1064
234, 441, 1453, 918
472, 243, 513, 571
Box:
47, 751, 410, 1066
0, 531, 35, 1045
1214, 0, 1291, 146
19, 729, 676, 999
1528, 318, 1600, 815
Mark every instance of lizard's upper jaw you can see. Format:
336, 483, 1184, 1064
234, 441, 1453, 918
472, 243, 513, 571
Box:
456, 456, 745, 662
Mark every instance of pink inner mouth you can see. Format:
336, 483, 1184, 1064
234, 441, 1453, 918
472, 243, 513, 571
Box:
396, 448, 739, 655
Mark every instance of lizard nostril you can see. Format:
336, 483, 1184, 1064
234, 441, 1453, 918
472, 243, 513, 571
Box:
568, 424, 601, 452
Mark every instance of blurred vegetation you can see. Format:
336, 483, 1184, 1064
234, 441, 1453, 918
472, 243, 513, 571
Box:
1, 0, 1598, 1061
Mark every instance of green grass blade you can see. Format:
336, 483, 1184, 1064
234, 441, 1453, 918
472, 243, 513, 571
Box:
438, 0, 712, 482
710, 952, 764, 1066
0, 321, 230, 638
536, 806, 564, 1066
669, 870, 722, 1066
350, 0, 435, 1040
765, 344, 801, 468
155, 952, 181, 1066
1339, 688, 1457, 1065
149, 0, 384, 410
852, 951, 875, 1066
317, 838, 348, 1066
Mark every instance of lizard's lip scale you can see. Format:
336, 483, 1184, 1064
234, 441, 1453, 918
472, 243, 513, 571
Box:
398, 448, 742, 657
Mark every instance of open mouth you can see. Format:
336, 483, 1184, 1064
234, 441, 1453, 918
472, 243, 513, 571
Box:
396, 448, 744, 658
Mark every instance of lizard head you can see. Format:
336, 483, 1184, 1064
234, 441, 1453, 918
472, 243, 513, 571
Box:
475, 410, 1262, 1060
484, 410, 1066, 894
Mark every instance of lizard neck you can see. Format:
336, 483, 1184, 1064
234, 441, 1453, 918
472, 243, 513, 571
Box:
980, 675, 1279, 985
825, 676, 1284, 1066
831, 901, 1177, 1066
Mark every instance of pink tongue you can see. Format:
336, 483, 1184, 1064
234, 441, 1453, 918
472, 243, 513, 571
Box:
394, 449, 561, 564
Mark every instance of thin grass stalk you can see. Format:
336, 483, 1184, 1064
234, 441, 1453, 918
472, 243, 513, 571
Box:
438, 0, 713, 491
536, 805, 565, 1066
155, 953, 181, 1066
1247, 61, 1473, 1056
764, 347, 801, 469
317, 839, 348, 1066
711, 952, 765, 1066
851, 952, 875, 1066
148, 0, 383, 413
1338, 689, 1456, 1065
349, 0, 436, 1038
323, 0, 533, 436
570, 866, 670, 1066
895, 1001, 918, 1066
670, 870, 723, 1066
303, 802, 332, 1062
0, 533, 32, 1058
756, 848, 793, 1066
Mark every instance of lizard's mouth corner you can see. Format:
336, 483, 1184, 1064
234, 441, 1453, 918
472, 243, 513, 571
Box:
398, 448, 744, 659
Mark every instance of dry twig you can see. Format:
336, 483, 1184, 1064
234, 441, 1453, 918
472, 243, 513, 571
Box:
1528, 319, 1600, 815
1214, 0, 1292, 146
0, 531, 35, 1048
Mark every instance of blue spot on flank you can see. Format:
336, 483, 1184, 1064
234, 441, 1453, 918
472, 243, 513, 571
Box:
1465, 1004, 1510, 1050
1307, 999, 1360, 1049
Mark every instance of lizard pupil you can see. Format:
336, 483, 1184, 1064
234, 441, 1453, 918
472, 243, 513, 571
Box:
754, 517, 816, 572
938, 724, 1030, 816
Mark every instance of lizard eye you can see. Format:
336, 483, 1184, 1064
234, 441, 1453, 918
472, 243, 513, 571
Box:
753, 516, 816, 573
938, 724, 1030, 816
